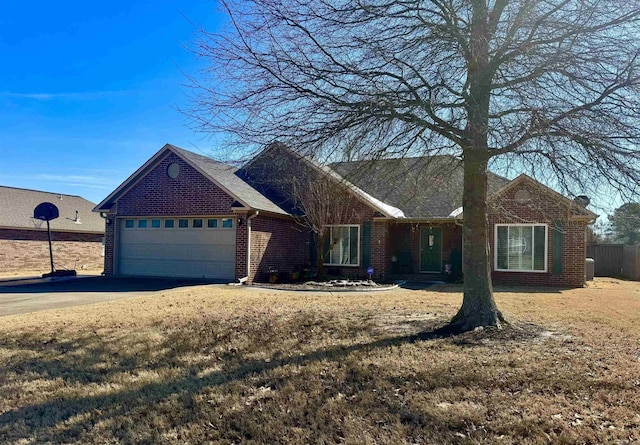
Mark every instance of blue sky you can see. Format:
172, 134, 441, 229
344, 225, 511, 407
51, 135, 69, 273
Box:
0, 1, 223, 205
0, 1, 621, 220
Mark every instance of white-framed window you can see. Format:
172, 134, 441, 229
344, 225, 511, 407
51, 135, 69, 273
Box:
151, 219, 161, 228
178, 219, 189, 228
221, 218, 234, 229
125, 219, 135, 229
193, 218, 204, 228
207, 218, 218, 228
495, 224, 547, 272
164, 219, 175, 228
137, 219, 148, 229
324, 225, 360, 266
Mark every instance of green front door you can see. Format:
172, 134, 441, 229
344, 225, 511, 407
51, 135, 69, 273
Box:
420, 227, 442, 272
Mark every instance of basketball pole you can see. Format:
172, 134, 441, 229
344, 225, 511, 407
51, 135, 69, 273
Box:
46, 219, 55, 274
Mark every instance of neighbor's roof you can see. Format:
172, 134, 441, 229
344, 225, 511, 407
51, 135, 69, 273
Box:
330, 156, 510, 219
0, 185, 105, 233
94, 144, 288, 216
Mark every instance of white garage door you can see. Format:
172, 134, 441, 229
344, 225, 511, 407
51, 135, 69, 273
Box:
118, 217, 236, 279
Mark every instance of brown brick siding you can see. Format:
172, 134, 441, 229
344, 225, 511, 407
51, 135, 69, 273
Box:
104, 216, 116, 275
249, 214, 308, 283
0, 228, 103, 273
370, 221, 390, 279
117, 153, 236, 217
235, 211, 248, 280
488, 181, 588, 288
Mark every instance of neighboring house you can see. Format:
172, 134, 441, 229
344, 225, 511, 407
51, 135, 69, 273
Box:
95, 143, 596, 287
0, 186, 105, 273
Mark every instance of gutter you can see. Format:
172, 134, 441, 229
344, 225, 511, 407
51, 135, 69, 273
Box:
245, 210, 260, 284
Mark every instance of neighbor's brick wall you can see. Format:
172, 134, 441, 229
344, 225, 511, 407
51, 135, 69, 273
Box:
0, 228, 103, 273
117, 153, 235, 216
488, 182, 589, 288
249, 214, 308, 283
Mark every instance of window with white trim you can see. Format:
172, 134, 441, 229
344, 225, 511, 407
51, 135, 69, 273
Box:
324, 225, 360, 266
495, 224, 547, 272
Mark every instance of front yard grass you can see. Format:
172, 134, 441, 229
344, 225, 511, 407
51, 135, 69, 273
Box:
1, 278, 639, 444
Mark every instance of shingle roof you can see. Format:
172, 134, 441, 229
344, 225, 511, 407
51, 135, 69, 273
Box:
168, 145, 288, 215
0, 186, 105, 233
238, 143, 405, 218
94, 144, 288, 216
330, 156, 510, 218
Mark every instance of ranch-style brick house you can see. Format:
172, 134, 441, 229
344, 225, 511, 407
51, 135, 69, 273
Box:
94, 143, 596, 287
0, 186, 105, 274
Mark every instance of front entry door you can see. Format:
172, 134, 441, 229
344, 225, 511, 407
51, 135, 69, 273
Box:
420, 227, 442, 272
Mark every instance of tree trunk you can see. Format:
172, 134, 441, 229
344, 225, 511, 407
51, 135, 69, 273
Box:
448, 0, 504, 332
449, 150, 504, 331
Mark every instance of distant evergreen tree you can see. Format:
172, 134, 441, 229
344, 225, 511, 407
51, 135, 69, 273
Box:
610, 203, 640, 245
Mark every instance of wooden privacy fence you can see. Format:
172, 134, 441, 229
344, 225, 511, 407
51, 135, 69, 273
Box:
586, 244, 640, 280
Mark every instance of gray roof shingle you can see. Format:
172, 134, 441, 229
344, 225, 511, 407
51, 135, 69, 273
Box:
330, 156, 510, 218
0, 186, 105, 233
94, 144, 288, 216
168, 145, 288, 215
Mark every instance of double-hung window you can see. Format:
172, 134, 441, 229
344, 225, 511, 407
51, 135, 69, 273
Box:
324, 225, 360, 266
495, 224, 547, 272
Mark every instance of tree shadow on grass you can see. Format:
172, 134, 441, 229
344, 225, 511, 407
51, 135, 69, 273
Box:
0, 322, 462, 440
0, 318, 579, 444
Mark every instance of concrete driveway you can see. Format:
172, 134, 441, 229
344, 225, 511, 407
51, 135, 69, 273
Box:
0, 276, 226, 317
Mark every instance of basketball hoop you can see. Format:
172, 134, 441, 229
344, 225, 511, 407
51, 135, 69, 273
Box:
30, 217, 44, 230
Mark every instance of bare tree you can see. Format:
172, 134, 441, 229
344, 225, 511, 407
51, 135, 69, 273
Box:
290, 174, 359, 280
188, 0, 640, 331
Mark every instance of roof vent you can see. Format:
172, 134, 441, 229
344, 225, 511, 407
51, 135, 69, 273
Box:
66, 210, 82, 224
574, 195, 590, 207
514, 189, 531, 203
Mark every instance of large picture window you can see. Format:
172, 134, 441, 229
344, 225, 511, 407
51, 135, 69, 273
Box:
324, 225, 360, 266
495, 224, 547, 272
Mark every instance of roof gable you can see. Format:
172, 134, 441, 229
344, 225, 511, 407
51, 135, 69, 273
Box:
94, 144, 288, 216
0, 186, 104, 233
489, 174, 597, 220
239, 143, 405, 218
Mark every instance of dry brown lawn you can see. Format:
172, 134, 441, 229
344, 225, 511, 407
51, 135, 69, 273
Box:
1, 278, 639, 444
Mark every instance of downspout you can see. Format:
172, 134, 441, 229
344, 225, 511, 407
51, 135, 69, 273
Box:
245, 210, 259, 284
